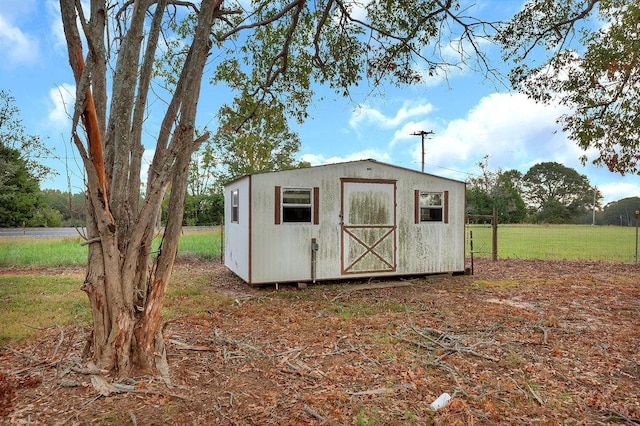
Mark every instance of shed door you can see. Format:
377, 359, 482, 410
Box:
341, 179, 397, 274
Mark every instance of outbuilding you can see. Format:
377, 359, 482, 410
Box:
223, 159, 466, 286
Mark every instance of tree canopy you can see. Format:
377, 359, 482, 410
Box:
466, 157, 526, 224
0, 90, 54, 182
0, 91, 60, 227
522, 161, 600, 223
499, 0, 640, 175
467, 159, 601, 224
601, 196, 640, 225
0, 144, 44, 227
213, 97, 310, 181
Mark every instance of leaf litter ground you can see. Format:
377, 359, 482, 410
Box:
1, 258, 639, 425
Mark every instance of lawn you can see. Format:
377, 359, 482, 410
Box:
467, 224, 639, 262
0, 227, 223, 268
0, 274, 90, 342
2, 224, 636, 268
0, 227, 224, 342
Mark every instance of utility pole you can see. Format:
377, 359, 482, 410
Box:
411, 130, 434, 173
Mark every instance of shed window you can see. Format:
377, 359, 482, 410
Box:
230, 189, 239, 223
415, 190, 449, 223
282, 188, 312, 223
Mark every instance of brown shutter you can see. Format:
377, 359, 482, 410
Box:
414, 190, 420, 224
313, 187, 320, 225
443, 190, 449, 224
274, 186, 281, 224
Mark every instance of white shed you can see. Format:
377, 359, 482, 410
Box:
223, 159, 466, 286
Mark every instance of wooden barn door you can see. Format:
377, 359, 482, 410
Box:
341, 178, 397, 275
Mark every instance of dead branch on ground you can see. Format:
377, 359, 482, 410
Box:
395, 323, 504, 397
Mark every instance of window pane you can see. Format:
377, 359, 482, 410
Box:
420, 207, 443, 222
283, 189, 311, 205
420, 192, 442, 207
231, 190, 239, 222
283, 206, 312, 222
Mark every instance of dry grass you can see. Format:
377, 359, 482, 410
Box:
1, 258, 639, 425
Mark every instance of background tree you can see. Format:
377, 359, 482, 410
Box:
0, 90, 55, 182
0, 144, 46, 227
181, 192, 224, 226
494, 170, 527, 223
183, 95, 311, 226
213, 96, 310, 181
600, 196, 640, 226
499, 0, 640, 175
42, 189, 87, 226
466, 157, 526, 223
187, 135, 219, 197
181, 140, 224, 226
0, 92, 59, 227
522, 161, 601, 223
59, 0, 500, 378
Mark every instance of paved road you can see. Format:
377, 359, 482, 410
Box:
0, 226, 217, 238
0, 227, 86, 238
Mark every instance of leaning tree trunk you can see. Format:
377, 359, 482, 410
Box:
59, 0, 221, 377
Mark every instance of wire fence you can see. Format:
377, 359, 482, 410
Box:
467, 224, 640, 264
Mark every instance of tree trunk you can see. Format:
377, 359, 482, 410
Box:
60, 0, 221, 377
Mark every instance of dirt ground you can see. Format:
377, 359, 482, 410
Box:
1, 258, 639, 425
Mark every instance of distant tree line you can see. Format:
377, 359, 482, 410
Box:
8, 163, 638, 228
466, 156, 640, 225
37, 189, 226, 227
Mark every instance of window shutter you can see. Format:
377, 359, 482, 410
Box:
414, 190, 420, 224
274, 186, 281, 224
443, 190, 449, 224
313, 187, 320, 225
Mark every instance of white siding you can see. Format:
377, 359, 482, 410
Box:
224, 160, 466, 285
224, 177, 250, 282
249, 173, 324, 283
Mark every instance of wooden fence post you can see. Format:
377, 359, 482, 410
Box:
492, 207, 498, 262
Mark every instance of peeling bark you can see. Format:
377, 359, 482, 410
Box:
59, 0, 221, 376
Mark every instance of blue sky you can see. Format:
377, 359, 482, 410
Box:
1, 0, 639, 205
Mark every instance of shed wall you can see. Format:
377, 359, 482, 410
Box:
243, 160, 465, 284
223, 177, 250, 282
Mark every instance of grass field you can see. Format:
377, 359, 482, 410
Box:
0, 274, 91, 342
468, 224, 639, 262
0, 227, 223, 268
0, 228, 225, 342
1, 224, 637, 342
1, 224, 637, 267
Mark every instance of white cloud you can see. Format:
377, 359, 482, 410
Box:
408, 91, 640, 203
598, 182, 640, 206
46, 0, 67, 52
349, 100, 434, 131
422, 92, 576, 173
48, 83, 75, 128
0, 14, 40, 67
